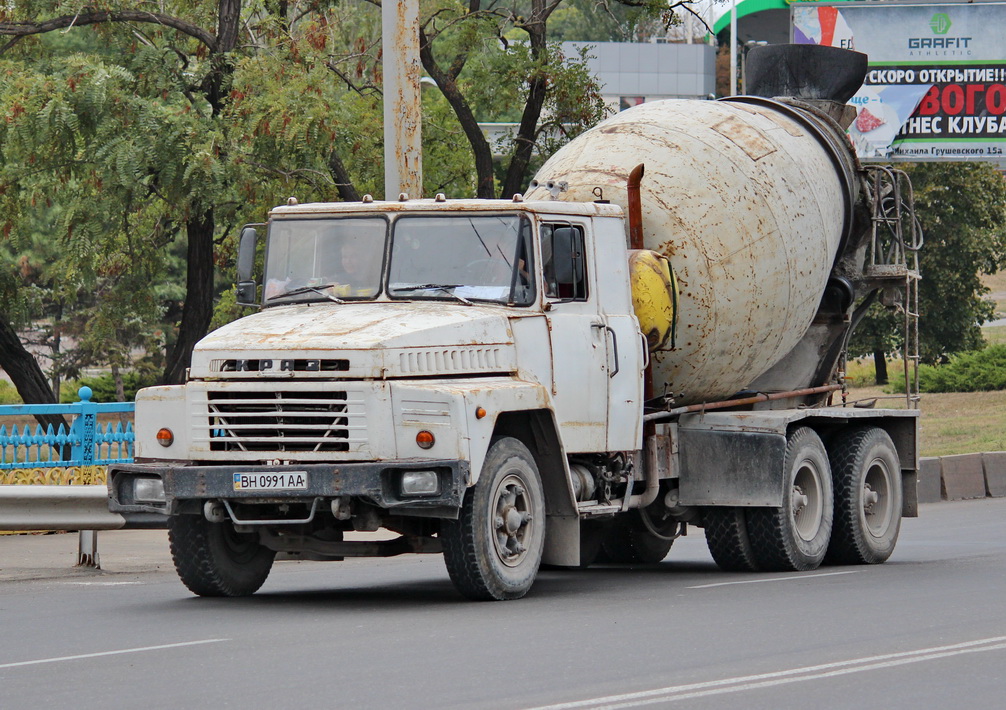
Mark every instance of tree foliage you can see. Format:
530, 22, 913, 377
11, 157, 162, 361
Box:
888, 345, 1006, 393
0, 0, 671, 407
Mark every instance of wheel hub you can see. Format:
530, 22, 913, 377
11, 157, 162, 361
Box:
792, 462, 823, 542
504, 508, 523, 535
492, 474, 534, 567
863, 460, 894, 536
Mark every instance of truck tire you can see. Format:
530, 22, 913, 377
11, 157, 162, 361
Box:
825, 426, 902, 565
167, 514, 275, 597
703, 508, 760, 572
577, 521, 608, 568
601, 510, 675, 564
441, 437, 545, 600
747, 427, 833, 572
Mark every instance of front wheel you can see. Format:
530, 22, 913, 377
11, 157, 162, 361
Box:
747, 427, 833, 572
442, 437, 545, 600
167, 515, 275, 597
826, 426, 902, 565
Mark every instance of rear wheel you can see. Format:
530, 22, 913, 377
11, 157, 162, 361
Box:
704, 507, 759, 572
826, 426, 902, 565
441, 437, 545, 600
601, 509, 675, 564
167, 515, 275, 597
747, 427, 833, 572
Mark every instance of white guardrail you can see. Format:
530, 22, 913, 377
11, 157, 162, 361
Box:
0, 485, 166, 568
0, 388, 146, 567
0, 485, 127, 531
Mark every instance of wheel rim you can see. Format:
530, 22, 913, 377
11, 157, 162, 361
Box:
491, 472, 535, 568
791, 460, 824, 542
862, 457, 894, 537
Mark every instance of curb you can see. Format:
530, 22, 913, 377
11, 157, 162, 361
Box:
919, 452, 1006, 502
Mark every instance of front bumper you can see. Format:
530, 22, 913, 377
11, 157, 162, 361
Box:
108, 459, 469, 518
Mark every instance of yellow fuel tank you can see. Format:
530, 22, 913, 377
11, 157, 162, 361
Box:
628, 249, 677, 352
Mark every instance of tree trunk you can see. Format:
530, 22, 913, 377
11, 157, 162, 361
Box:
873, 349, 889, 385
162, 210, 216, 385
111, 362, 126, 402
418, 28, 496, 199
328, 150, 361, 202
160, 1, 242, 384
500, 8, 550, 199
0, 316, 69, 434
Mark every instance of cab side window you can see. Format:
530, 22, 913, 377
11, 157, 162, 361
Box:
542, 223, 588, 300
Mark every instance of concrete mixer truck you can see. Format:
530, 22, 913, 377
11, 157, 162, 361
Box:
108, 45, 922, 601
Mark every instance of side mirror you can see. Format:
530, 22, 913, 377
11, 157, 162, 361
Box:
236, 226, 258, 306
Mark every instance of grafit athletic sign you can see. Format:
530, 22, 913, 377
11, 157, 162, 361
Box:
792, 1, 1006, 162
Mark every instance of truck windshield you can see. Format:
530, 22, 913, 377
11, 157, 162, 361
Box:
263, 218, 386, 303
388, 215, 534, 305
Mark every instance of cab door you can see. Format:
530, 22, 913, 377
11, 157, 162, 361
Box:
591, 217, 645, 451
541, 222, 609, 452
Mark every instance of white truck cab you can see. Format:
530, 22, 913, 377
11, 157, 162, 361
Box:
110, 197, 658, 600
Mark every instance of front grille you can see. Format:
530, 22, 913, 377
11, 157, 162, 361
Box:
205, 390, 363, 452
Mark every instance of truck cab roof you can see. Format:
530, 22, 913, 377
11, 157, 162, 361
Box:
268, 197, 626, 219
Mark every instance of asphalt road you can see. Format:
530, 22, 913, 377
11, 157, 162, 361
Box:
1, 498, 1004, 710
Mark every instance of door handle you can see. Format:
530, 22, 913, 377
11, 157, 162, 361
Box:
592, 323, 619, 378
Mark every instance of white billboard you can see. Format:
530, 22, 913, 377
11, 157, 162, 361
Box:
793, 1, 1006, 162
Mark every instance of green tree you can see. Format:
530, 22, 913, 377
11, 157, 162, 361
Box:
0, 0, 668, 409
416, 0, 694, 198
550, 0, 697, 42
849, 162, 1006, 377
0, 1, 247, 387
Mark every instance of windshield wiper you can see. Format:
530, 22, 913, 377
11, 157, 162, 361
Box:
396, 283, 473, 305
268, 284, 345, 304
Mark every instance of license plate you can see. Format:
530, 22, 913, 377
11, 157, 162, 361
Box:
233, 471, 308, 491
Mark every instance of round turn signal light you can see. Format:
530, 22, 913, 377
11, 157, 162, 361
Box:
156, 428, 174, 447
416, 430, 435, 450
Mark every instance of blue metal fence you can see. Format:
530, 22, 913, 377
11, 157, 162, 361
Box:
0, 386, 134, 469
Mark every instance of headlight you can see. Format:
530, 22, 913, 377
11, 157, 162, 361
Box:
134, 477, 166, 503
400, 471, 440, 496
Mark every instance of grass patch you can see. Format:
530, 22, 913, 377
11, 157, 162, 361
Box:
982, 271, 1006, 316
847, 383, 1006, 457
843, 358, 906, 388
982, 325, 1006, 345
0, 380, 22, 405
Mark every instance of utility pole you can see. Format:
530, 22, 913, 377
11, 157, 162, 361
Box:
729, 0, 738, 96
382, 0, 423, 199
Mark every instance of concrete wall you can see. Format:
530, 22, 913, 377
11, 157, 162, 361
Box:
918, 452, 1006, 503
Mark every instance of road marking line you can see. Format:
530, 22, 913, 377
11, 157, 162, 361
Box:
687, 570, 858, 589
0, 639, 228, 670
67, 581, 142, 586
525, 636, 1006, 710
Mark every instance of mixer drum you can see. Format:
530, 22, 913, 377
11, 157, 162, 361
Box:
526, 98, 854, 404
